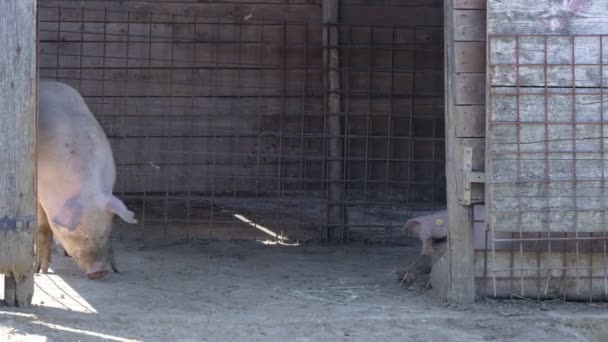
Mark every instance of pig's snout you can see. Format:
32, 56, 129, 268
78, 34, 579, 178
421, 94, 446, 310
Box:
86, 261, 110, 279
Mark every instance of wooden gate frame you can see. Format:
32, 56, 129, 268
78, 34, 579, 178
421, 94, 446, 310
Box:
444, 0, 487, 304
0, 0, 38, 307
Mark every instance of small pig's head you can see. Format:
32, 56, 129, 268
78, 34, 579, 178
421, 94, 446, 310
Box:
51, 194, 137, 279
403, 211, 449, 258
403, 212, 449, 241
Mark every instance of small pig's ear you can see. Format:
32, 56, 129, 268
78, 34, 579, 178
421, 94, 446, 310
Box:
106, 195, 138, 224
52, 196, 83, 231
403, 219, 421, 235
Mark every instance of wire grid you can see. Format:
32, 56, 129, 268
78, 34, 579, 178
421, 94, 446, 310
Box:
486, 34, 608, 300
37, 4, 445, 246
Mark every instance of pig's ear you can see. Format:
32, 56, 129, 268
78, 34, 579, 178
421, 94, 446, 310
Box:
403, 219, 421, 235
52, 196, 84, 231
106, 195, 138, 224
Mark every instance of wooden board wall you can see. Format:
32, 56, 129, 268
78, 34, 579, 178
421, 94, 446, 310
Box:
340, 0, 446, 204
38, 0, 446, 202
487, 0, 608, 233
38, 0, 323, 195
39, 0, 322, 22
481, 0, 608, 302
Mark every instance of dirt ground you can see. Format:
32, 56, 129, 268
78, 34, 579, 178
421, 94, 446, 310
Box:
1, 239, 608, 342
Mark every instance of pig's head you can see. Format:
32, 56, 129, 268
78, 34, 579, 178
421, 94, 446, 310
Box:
51, 193, 137, 279
403, 211, 449, 258
403, 212, 449, 241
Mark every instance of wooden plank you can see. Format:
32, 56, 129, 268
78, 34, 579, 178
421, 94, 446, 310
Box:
0, 0, 37, 307
489, 36, 604, 87
39, 68, 325, 97
474, 228, 608, 252
473, 204, 485, 221
38, 1, 322, 23
475, 250, 608, 300
453, 9, 486, 41
39, 38, 441, 94
454, 0, 486, 9
89, 96, 324, 118
114, 163, 439, 195
47, 0, 319, 3
39, 41, 324, 69
59, 69, 440, 97
444, 0, 476, 304
76, 95, 442, 118
488, 0, 608, 35
343, 0, 442, 6
108, 135, 324, 164
455, 105, 485, 138
454, 41, 485, 73
114, 163, 321, 194
341, 25, 444, 47
458, 138, 485, 202
38, 22, 322, 44
455, 73, 485, 105
40, 68, 438, 98
341, 4, 443, 27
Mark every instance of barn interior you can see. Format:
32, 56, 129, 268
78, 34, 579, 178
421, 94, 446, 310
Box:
37, 0, 446, 248
3, 1, 608, 340
0, 3, 449, 338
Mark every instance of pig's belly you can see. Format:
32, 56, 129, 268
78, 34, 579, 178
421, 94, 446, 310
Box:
37, 166, 82, 218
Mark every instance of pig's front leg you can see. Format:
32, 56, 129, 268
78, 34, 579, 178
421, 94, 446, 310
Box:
35, 203, 53, 274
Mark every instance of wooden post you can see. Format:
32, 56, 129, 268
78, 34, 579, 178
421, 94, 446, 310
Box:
443, 0, 477, 304
323, 0, 346, 242
0, 0, 38, 307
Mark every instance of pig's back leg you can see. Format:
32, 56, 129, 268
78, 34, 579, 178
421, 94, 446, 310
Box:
35, 203, 53, 274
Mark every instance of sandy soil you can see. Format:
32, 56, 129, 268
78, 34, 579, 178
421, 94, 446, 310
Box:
1, 240, 608, 342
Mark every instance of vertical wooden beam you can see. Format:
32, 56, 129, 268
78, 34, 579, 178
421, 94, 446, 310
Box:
323, 0, 346, 242
0, 0, 37, 307
444, 0, 476, 304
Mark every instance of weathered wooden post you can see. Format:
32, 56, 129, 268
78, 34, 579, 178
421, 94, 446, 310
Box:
443, 0, 487, 304
322, 0, 346, 242
0, 0, 38, 307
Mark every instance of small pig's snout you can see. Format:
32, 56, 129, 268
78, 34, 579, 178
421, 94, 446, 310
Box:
86, 261, 110, 279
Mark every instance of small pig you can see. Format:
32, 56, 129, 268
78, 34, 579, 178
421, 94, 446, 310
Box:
397, 210, 448, 286
36, 80, 137, 279
403, 210, 448, 257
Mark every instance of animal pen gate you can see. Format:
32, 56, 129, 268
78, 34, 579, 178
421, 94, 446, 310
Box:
458, 0, 608, 302
36, 1, 446, 247
440, 0, 608, 303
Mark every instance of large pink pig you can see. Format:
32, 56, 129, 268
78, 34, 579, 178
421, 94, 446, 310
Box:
36, 80, 137, 279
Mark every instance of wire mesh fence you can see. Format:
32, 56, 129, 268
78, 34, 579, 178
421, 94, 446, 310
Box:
38, 4, 445, 247
485, 34, 608, 300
